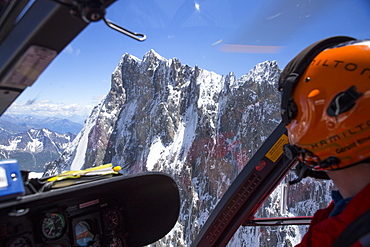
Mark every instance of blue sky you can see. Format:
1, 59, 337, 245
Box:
6, 0, 370, 123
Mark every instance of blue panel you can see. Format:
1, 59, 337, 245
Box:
0, 159, 25, 201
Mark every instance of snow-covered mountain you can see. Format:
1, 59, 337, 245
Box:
0, 128, 75, 172
43, 50, 332, 246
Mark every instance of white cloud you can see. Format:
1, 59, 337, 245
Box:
5, 100, 93, 122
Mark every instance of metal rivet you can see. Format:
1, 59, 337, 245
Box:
11, 173, 17, 181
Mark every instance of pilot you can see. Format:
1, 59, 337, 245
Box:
279, 36, 370, 246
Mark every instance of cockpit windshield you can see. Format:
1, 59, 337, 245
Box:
0, 0, 369, 246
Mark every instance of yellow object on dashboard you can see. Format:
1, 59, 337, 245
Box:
47, 163, 122, 182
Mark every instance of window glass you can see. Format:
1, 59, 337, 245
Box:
1, 0, 370, 245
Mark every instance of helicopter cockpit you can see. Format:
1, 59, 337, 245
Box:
0, 0, 369, 246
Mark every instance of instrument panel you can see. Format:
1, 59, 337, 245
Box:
0, 173, 180, 247
1, 196, 127, 247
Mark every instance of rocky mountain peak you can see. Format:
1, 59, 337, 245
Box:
143, 49, 167, 62
240, 60, 280, 85
43, 51, 332, 246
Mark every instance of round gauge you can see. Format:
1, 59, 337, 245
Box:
7, 236, 32, 247
104, 209, 121, 230
108, 235, 126, 247
41, 212, 66, 240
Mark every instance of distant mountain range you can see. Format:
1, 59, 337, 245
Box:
0, 115, 82, 172
0, 115, 83, 135
0, 128, 75, 172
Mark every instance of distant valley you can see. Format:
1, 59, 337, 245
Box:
0, 115, 82, 172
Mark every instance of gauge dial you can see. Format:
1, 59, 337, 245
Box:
104, 209, 121, 230
7, 236, 32, 247
41, 212, 66, 240
108, 235, 126, 247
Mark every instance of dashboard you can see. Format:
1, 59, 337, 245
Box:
0, 173, 180, 247
2, 196, 126, 246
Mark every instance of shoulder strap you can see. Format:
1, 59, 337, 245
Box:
332, 209, 370, 247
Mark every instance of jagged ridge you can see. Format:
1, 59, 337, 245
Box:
43, 50, 333, 246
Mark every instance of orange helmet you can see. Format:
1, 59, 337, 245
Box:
279, 36, 370, 171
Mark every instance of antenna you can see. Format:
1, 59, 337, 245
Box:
53, 0, 146, 41
103, 18, 146, 41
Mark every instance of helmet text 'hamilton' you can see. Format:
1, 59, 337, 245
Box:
311, 119, 370, 150
310, 59, 370, 77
